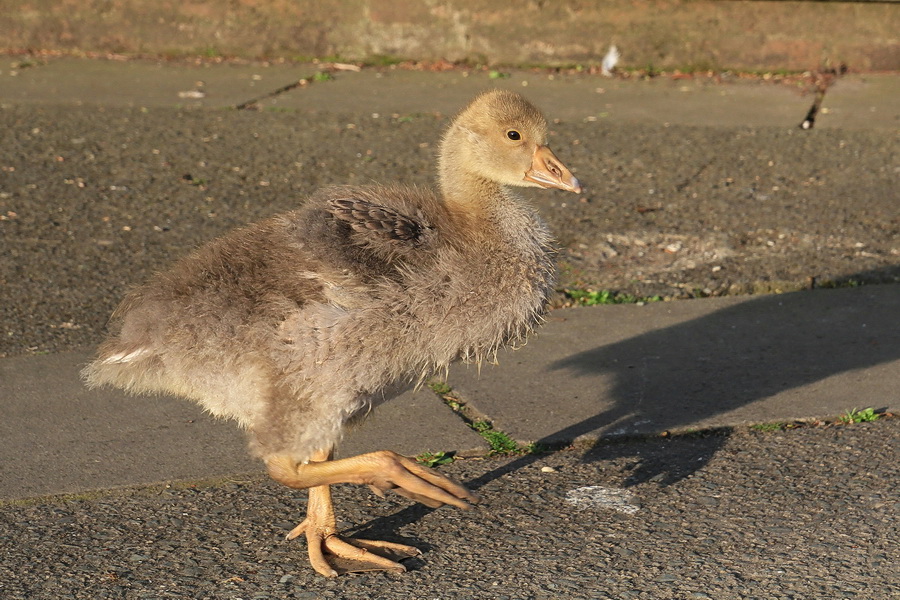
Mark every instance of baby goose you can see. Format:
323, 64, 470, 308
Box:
83, 89, 581, 577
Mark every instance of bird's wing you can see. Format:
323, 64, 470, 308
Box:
298, 188, 441, 275
327, 197, 432, 246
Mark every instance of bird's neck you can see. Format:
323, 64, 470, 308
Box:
439, 169, 506, 211
437, 133, 511, 217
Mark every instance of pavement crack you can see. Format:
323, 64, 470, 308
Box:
235, 65, 361, 110
675, 159, 713, 192
234, 77, 312, 110
427, 380, 531, 455
799, 63, 848, 130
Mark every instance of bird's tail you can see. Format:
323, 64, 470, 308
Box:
81, 342, 165, 395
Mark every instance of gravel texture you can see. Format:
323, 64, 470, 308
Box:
2, 418, 897, 599
1, 104, 897, 357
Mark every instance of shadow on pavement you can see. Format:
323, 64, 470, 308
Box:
350, 277, 898, 553
541, 277, 897, 485
548, 280, 898, 443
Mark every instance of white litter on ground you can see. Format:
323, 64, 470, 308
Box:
601, 45, 620, 77
565, 485, 641, 515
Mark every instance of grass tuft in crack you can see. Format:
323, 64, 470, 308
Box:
839, 407, 880, 424
415, 451, 455, 467
750, 421, 797, 433
563, 288, 662, 306
428, 381, 452, 396
429, 380, 541, 456
471, 421, 520, 455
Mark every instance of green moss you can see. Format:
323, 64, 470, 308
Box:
563, 288, 662, 306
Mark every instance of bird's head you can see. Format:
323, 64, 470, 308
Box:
439, 89, 582, 194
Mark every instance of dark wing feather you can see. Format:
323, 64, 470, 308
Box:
328, 197, 433, 247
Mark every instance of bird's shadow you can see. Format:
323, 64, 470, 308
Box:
349, 278, 899, 567
483, 280, 897, 485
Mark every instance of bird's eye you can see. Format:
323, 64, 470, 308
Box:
506, 130, 521, 141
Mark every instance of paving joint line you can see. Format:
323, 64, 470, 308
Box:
800, 63, 848, 129
426, 381, 535, 456
234, 74, 318, 110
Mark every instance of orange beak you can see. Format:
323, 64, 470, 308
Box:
524, 145, 582, 193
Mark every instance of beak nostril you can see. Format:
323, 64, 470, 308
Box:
526, 146, 578, 192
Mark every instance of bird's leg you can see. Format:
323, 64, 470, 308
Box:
266, 448, 477, 509
284, 477, 419, 576
269, 448, 475, 577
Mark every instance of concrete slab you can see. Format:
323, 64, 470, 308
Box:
818, 73, 900, 130
266, 68, 815, 128
337, 388, 488, 461
448, 285, 900, 445
3, 59, 896, 130
0, 58, 317, 109
0, 350, 485, 500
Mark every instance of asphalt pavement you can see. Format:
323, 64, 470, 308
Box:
0, 59, 897, 599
